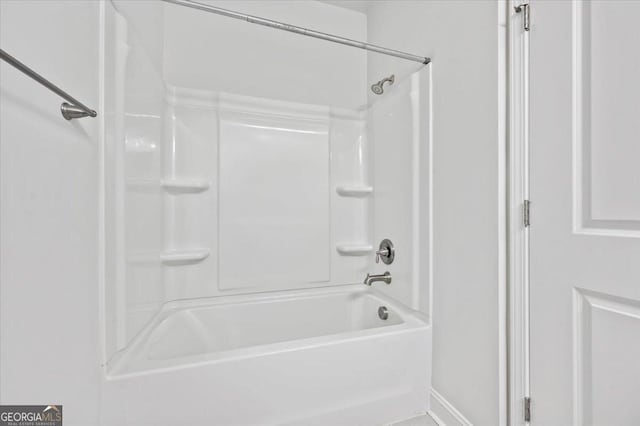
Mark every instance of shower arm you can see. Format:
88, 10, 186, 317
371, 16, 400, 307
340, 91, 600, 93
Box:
163, 0, 431, 65
378, 75, 395, 88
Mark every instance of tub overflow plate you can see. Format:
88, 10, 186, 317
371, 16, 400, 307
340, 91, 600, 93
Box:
378, 306, 389, 320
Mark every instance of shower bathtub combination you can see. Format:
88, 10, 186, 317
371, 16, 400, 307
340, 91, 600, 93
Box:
100, 0, 433, 424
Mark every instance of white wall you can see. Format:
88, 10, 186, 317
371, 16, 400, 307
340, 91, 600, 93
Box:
0, 1, 102, 425
367, 2, 503, 425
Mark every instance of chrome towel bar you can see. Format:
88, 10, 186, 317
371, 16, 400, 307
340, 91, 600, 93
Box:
0, 48, 97, 120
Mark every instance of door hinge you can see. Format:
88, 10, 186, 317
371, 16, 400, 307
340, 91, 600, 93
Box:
524, 396, 531, 422
523, 200, 531, 227
515, 3, 530, 31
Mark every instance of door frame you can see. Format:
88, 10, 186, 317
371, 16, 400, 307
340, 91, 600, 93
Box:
508, 0, 531, 425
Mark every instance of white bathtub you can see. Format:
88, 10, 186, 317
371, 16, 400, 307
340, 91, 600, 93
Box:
102, 285, 432, 425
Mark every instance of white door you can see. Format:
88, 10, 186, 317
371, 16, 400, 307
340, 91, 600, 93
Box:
529, 0, 640, 425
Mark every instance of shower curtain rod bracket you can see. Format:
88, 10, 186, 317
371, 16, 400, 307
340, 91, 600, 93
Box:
61, 102, 97, 120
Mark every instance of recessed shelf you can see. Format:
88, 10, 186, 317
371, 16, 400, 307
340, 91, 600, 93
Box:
336, 244, 373, 256
336, 185, 373, 197
161, 178, 210, 193
161, 249, 210, 265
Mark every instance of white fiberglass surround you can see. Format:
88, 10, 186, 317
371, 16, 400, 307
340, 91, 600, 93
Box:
103, 285, 431, 425
102, 0, 432, 423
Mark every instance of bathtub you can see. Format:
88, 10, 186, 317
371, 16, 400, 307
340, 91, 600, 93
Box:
102, 285, 432, 425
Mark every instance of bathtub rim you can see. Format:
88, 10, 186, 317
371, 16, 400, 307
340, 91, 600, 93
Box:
106, 284, 430, 379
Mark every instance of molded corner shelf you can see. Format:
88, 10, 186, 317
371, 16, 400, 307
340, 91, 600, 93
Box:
161, 249, 210, 265
336, 244, 373, 256
161, 178, 210, 194
336, 185, 373, 197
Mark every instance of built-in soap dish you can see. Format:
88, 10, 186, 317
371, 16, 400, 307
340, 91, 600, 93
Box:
336, 244, 373, 256
160, 249, 210, 265
336, 185, 373, 197
161, 178, 210, 194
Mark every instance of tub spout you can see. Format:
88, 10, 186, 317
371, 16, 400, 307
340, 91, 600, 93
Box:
364, 271, 392, 286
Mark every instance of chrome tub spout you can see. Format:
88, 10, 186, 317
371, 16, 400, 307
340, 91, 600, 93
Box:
364, 271, 392, 286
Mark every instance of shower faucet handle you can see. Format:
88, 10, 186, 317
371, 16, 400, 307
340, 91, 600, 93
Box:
375, 248, 389, 264
375, 239, 395, 265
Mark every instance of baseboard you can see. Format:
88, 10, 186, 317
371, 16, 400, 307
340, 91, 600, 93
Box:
428, 389, 473, 426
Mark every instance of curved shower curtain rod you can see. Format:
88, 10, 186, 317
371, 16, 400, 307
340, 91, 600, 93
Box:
163, 0, 431, 65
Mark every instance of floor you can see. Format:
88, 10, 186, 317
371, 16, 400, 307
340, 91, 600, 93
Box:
390, 413, 440, 426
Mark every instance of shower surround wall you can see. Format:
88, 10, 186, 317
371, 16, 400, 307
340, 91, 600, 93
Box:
105, 0, 382, 361
368, 64, 431, 314
105, 0, 167, 358
160, 91, 370, 292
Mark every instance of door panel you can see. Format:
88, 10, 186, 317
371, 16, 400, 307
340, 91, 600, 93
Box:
575, 0, 640, 233
529, 1, 640, 425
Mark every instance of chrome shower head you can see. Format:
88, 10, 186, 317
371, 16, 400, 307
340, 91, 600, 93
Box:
371, 74, 395, 95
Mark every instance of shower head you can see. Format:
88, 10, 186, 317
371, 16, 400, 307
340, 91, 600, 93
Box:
371, 74, 395, 95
